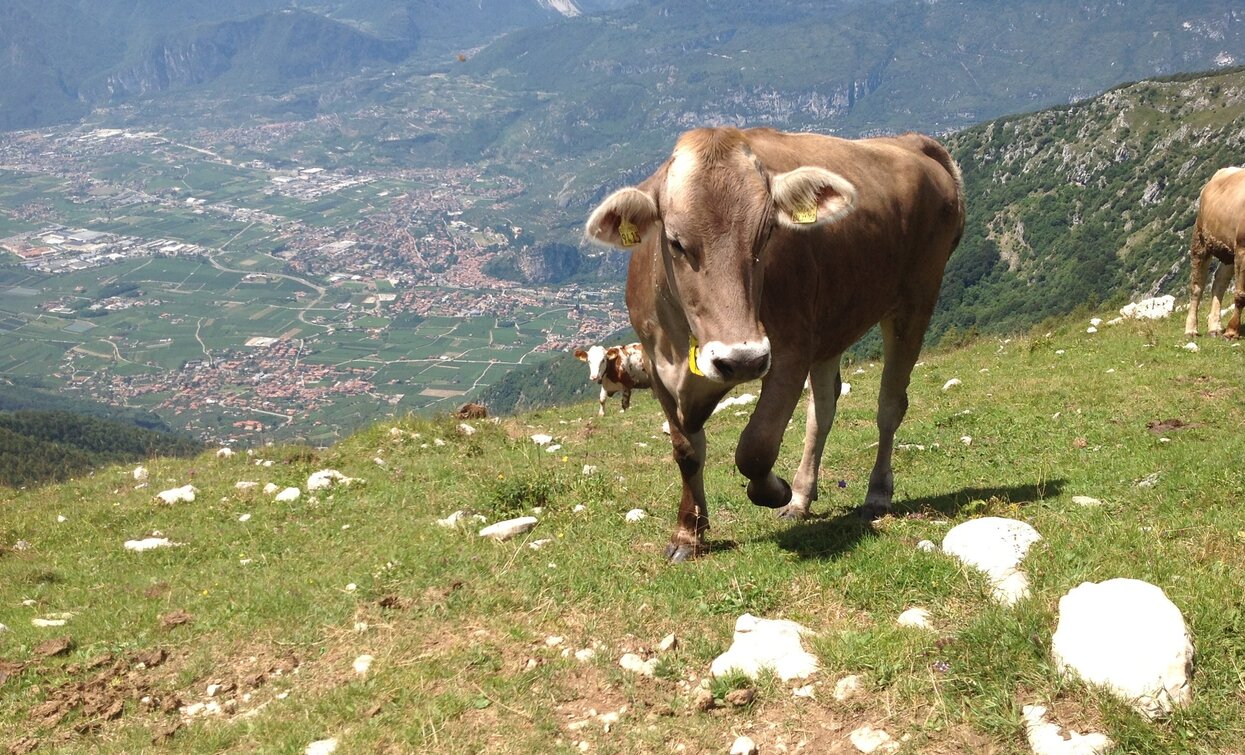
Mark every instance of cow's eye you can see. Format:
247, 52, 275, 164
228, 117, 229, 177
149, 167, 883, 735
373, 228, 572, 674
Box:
668, 237, 685, 256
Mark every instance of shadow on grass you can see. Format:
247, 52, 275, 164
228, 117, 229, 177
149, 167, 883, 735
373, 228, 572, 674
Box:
774, 479, 1065, 561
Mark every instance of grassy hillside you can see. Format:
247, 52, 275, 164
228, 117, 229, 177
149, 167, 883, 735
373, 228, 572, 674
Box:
935, 65, 1245, 343
2, 307, 1243, 752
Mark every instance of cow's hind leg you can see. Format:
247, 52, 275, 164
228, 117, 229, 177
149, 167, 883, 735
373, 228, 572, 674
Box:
862, 314, 929, 518
620, 388, 632, 412
1229, 244, 1245, 340
736, 363, 808, 509
1208, 260, 1232, 336
1186, 242, 1209, 337
777, 356, 843, 521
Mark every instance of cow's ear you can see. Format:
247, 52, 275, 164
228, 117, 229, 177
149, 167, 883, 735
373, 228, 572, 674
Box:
771, 167, 857, 230
574, 348, 588, 361
585, 187, 659, 251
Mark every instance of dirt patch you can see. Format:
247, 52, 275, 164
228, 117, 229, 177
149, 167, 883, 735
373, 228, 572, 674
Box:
32, 638, 73, 658
1146, 418, 1201, 434
159, 610, 193, 630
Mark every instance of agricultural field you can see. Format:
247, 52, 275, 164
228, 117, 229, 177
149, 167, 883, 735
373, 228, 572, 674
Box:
2, 309, 1243, 753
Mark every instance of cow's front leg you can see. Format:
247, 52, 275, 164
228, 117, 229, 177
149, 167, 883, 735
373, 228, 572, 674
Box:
666, 424, 709, 562
1186, 247, 1209, 337
778, 356, 842, 520
736, 365, 807, 509
597, 385, 608, 416
620, 388, 632, 412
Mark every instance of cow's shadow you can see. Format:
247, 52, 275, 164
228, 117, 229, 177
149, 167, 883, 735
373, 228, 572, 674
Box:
772, 480, 1065, 561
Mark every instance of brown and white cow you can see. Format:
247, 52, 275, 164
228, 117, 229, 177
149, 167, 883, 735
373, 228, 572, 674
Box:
585, 127, 964, 561
574, 342, 652, 416
1185, 167, 1245, 338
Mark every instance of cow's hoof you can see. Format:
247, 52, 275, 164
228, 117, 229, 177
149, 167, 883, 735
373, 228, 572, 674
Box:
1207, 330, 1222, 338
776, 503, 810, 521
664, 542, 700, 563
747, 476, 792, 509
1225, 331, 1240, 341
856, 502, 892, 521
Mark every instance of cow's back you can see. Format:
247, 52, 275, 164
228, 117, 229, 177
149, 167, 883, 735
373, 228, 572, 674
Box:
746, 130, 964, 359
1199, 167, 1245, 248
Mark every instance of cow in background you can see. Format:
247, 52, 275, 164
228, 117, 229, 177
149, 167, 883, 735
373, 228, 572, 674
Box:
1186, 167, 1245, 338
574, 343, 652, 416
586, 126, 964, 561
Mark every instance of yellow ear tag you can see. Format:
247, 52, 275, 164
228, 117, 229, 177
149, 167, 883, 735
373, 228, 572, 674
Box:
688, 335, 705, 377
618, 219, 641, 246
791, 204, 818, 224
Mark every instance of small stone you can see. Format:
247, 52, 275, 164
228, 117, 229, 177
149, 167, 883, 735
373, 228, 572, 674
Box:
793, 684, 815, 699
724, 688, 756, 707
1022, 704, 1113, 755
274, 487, 301, 502
479, 516, 538, 541
833, 675, 862, 702
624, 509, 647, 522
730, 735, 759, 755
1086, 326, 1098, 334
1072, 496, 1103, 507
263, 483, 279, 495
1182, 342, 1199, 352
574, 648, 596, 662
56, 515, 66, 523
124, 537, 180, 552
155, 485, 197, 504
941, 378, 961, 391
916, 540, 937, 552
692, 687, 715, 711
458, 423, 477, 436
658, 633, 678, 652
582, 465, 598, 476
528, 538, 554, 550
217, 447, 234, 458
897, 607, 932, 629
530, 434, 554, 445
345, 583, 357, 592
619, 653, 658, 677
305, 739, 338, 755
545, 636, 564, 647
710, 614, 818, 681
133, 465, 149, 482
238, 513, 252, 522
352, 654, 374, 675
849, 725, 897, 753
573, 504, 587, 513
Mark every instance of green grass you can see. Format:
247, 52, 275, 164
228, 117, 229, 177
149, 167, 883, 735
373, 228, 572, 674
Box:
2, 311, 1244, 753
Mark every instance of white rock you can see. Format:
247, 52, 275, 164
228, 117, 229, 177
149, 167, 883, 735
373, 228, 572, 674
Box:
261, 460, 274, 467
730, 736, 759, 755
124, 537, 181, 552
531, 433, 554, 445
575, 648, 596, 662
216, 447, 234, 458
528, 538, 554, 550
436, 510, 485, 528
344, 583, 357, 592
658, 633, 678, 652
545, 635, 564, 647
661, 420, 671, 434
1119, 295, 1175, 321
235, 481, 259, 490
897, 607, 932, 629
352, 654, 374, 675
1022, 704, 1114, 755
32, 618, 67, 628
56, 515, 66, 523
849, 725, 897, 754
1183, 341, 1200, 352
238, 513, 252, 522
572, 504, 586, 513
624, 508, 647, 522
833, 674, 862, 702
1086, 326, 1098, 334
305, 739, 338, 755
793, 684, 816, 699
960, 435, 972, 445
1090, 317, 1103, 327
942, 517, 1042, 606
618, 653, 658, 677
546, 444, 563, 453
1051, 578, 1193, 719
307, 469, 359, 491
582, 465, 598, 476
433, 438, 446, 447
155, 485, 197, 504
206, 683, 223, 697
713, 393, 756, 414
1072, 496, 1103, 507
275, 487, 301, 502
263, 483, 279, 495
1055, 349, 1066, 355
942, 378, 961, 391
916, 540, 937, 552
133, 465, 149, 482
479, 516, 538, 541
710, 613, 818, 681
458, 423, 477, 436
840, 381, 852, 397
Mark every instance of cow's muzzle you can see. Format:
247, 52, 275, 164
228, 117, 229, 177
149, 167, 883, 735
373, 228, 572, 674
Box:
693, 338, 771, 383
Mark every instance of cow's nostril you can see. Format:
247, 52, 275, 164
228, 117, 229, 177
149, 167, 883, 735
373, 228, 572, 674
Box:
712, 358, 735, 379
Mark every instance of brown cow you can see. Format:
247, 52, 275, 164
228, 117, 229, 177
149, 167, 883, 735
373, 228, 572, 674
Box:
454, 402, 489, 419
585, 127, 964, 561
1185, 167, 1245, 338
574, 342, 652, 416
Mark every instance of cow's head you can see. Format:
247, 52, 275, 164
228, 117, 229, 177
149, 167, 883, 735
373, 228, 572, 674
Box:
585, 127, 857, 384
574, 345, 609, 382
